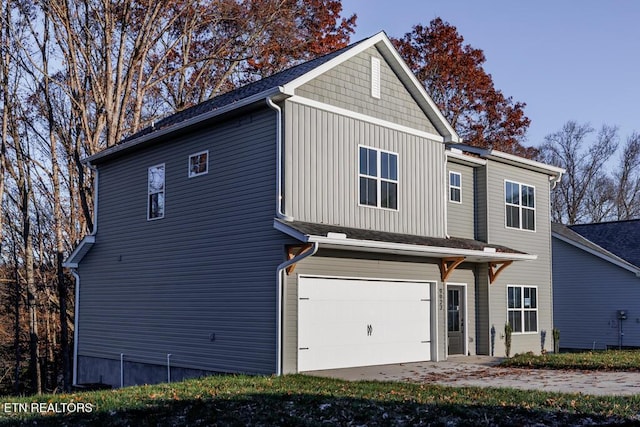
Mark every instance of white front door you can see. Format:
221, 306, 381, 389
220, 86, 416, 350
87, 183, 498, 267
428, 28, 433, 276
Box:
297, 276, 432, 371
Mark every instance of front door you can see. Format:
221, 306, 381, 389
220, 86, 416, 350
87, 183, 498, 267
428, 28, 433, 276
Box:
447, 286, 465, 355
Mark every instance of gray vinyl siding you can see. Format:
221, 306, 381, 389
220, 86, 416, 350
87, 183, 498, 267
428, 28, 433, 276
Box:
284, 100, 446, 237
281, 251, 477, 373
484, 161, 554, 356
475, 264, 490, 355
475, 166, 488, 242
553, 238, 640, 350
296, 46, 439, 135
77, 107, 290, 377
447, 163, 475, 239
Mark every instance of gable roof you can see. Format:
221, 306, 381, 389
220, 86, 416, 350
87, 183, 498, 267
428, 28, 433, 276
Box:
551, 222, 640, 276
87, 31, 459, 165
569, 220, 640, 267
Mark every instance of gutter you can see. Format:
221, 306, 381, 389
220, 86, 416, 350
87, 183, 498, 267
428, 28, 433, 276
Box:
68, 162, 99, 386
266, 96, 293, 221
275, 242, 318, 375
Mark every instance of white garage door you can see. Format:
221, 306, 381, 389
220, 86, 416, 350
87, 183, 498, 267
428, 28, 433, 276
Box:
298, 276, 432, 371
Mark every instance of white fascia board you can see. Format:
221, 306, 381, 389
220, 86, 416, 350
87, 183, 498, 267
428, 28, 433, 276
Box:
289, 96, 444, 142
552, 232, 640, 277
280, 31, 460, 144
273, 220, 310, 242
62, 235, 96, 268
86, 87, 283, 164
451, 144, 564, 178
446, 150, 487, 166
307, 235, 537, 262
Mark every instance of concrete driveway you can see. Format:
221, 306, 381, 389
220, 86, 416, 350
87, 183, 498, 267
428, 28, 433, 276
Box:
305, 356, 640, 396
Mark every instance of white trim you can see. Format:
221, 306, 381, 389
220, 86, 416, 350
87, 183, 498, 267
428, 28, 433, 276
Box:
299, 273, 434, 285
188, 150, 209, 178
504, 179, 536, 232
358, 145, 399, 211
552, 232, 640, 277
371, 56, 381, 99
507, 285, 539, 335
71, 269, 81, 386
280, 31, 459, 142
63, 235, 96, 268
450, 144, 565, 178
449, 171, 462, 204
289, 96, 445, 142
147, 163, 166, 221
446, 150, 487, 166
446, 283, 468, 357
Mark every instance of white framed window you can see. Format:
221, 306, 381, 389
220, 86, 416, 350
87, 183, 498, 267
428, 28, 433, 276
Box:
505, 180, 535, 231
507, 285, 538, 333
189, 150, 208, 178
449, 171, 462, 203
359, 146, 398, 210
371, 56, 381, 99
147, 164, 165, 220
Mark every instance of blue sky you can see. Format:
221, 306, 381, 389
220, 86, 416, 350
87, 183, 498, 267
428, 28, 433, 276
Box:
340, 0, 640, 149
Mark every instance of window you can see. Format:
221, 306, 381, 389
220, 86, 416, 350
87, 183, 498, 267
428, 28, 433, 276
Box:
359, 146, 398, 210
371, 56, 381, 99
507, 285, 537, 333
449, 171, 462, 203
148, 164, 165, 220
189, 150, 208, 177
505, 180, 535, 231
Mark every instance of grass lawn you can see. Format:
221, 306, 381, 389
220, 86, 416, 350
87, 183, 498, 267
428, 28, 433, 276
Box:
501, 350, 640, 371
0, 374, 639, 426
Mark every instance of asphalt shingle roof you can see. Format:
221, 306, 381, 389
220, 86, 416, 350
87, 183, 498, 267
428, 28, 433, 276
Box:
568, 220, 640, 268
123, 40, 365, 143
282, 220, 526, 254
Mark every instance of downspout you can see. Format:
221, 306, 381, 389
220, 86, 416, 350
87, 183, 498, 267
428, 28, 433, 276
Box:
71, 162, 99, 387
275, 242, 319, 375
266, 96, 294, 222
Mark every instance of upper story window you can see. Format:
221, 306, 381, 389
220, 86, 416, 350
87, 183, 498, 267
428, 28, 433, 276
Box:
371, 56, 381, 99
449, 171, 462, 203
505, 180, 535, 231
189, 150, 208, 178
507, 285, 538, 333
148, 164, 165, 220
359, 146, 398, 210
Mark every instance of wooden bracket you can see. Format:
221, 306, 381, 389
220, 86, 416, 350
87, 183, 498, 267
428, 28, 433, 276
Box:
285, 243, 314, 275
488, 260, 513, 284
440, 257, 465, 282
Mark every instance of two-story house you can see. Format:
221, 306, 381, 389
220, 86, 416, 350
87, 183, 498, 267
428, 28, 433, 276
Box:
65, 32, 563, 388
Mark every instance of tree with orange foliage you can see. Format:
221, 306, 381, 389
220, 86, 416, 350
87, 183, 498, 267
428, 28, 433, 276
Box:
393, 18, 534, 158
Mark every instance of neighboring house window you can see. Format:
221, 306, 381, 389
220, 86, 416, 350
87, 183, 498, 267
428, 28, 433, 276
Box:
507, 285, 538, 333
359, 146, 398, 210
371, 56, 381, 99
505, 180, 535, 231
189, 150, 208, 177
148, 164, 165, 220
449, 171, 462, 203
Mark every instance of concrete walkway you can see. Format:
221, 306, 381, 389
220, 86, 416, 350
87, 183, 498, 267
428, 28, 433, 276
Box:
305, 356, 640, 396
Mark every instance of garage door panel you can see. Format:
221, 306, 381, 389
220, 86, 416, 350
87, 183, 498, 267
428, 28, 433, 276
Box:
298, 276, 432, 371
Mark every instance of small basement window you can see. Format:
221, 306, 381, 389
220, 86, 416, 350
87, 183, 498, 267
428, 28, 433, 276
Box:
189, 150, 208, 178
148, 164, 165, 220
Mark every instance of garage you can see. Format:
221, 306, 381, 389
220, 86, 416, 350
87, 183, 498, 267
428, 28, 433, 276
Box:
297, 276, 432, 371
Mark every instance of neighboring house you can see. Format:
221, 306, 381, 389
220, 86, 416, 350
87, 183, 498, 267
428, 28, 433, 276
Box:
552, 221, 640, 350
64, 32, 563, 388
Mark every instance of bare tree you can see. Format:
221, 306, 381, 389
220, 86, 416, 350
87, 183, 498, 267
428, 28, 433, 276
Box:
538, 121, 619, 224
613, 133, 640, 220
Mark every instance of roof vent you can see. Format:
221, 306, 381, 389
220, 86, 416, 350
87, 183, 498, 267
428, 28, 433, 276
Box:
327, 232, 347, 239
483, 247, 497, 253
450, 147, 463, 154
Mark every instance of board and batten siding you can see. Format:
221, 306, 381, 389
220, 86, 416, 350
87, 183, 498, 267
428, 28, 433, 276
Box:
295, 46, 438, 135
284, 100, 446, 237
483, 161, 554, 356
281, 252, 478, 373
553, 238, 640, 350
77, 107, 290, 379
446, 162, 475, 239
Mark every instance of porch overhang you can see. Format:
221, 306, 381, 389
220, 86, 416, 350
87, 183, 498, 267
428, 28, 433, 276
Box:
62, 235, 96, 268
274, 220, 536, 283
